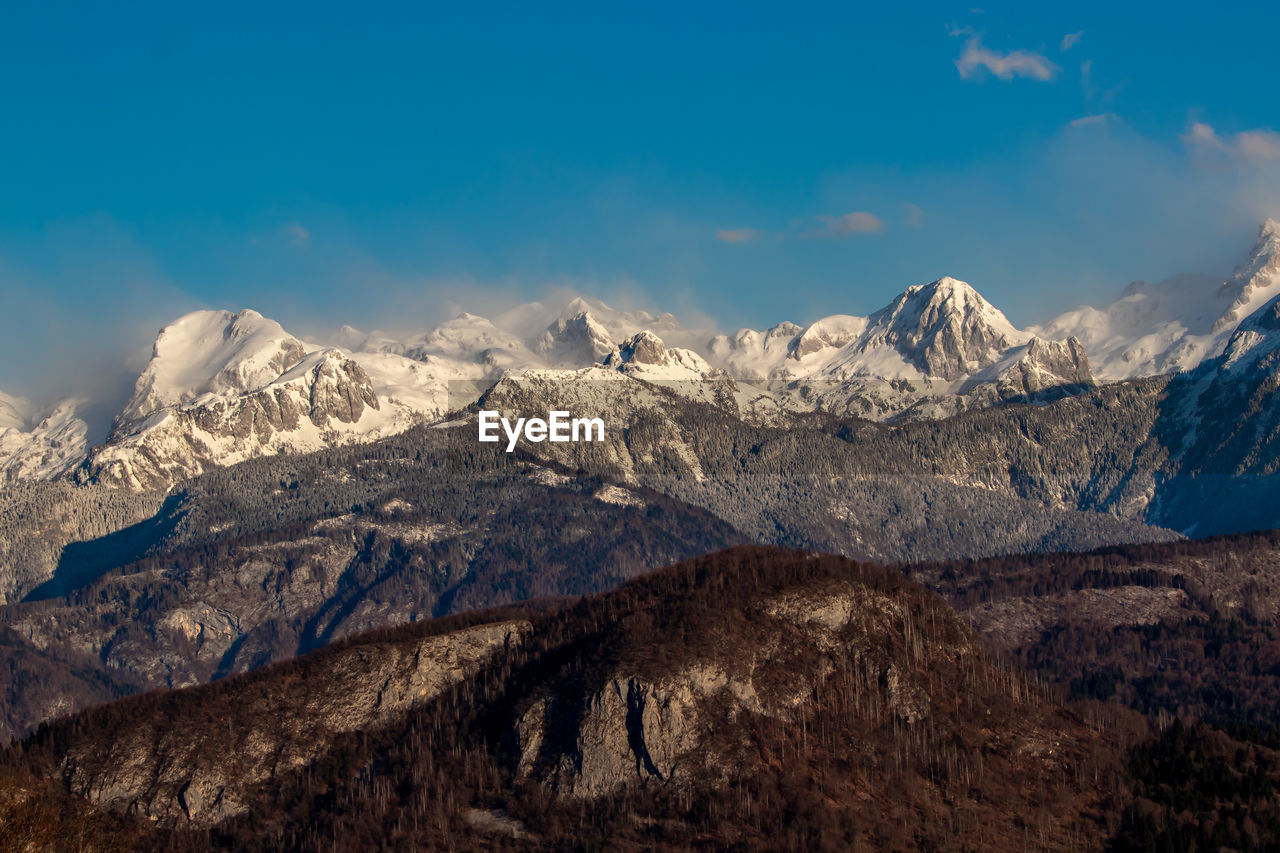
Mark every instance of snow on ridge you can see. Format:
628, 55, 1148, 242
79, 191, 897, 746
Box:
704, 276, 1028, 383
1033, 222, 1280, 380
0, 395, 89, 482
12, 220, 1280, 487
120, 308, 310, 426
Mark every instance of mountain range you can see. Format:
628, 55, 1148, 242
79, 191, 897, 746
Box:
4, 220, 1279, 492
5, 225, 1280, 848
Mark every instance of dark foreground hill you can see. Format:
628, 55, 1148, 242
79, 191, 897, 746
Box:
905, 530, 1280, 741
1, 546, 1159, 851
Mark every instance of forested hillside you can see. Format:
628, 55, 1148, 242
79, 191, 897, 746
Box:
0, 547, 1141, 851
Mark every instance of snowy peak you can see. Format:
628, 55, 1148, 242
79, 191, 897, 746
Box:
704, 278, 1029, 384
552, 296, 686, 344
0, 394, 89, 483
789, 315, 867, 360
602, 331, 715, 379
1220, 293, 1280, 373
84, 347, 388, 490
991, 335, 1094, 397
861, 277, 1026, 380
1034, 220, 1280, 379
1214, 219, 1280, 334
1032, 273, 1225, 380
611, 330, 668, 366
534, 311, 616, 365
275, 349, 380, 427
121, 309, 308, 427
707, 322, 803, 381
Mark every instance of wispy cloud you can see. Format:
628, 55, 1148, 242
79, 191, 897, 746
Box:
715, 227, 761, 244
1184, 122, 1280, 164
285, 222, 311, 247
1060, 31, 1084, 52
955, 36, 1058, 81
1239, 131, 1280, 161
1068, 113, 1118, 128
801, 212, 885, 239
904, 203, 924, 229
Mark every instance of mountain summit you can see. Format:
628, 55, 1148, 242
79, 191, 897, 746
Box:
851, 277, 1026, 380
1214, 218, 1280, 334
4, 221, 1280, 488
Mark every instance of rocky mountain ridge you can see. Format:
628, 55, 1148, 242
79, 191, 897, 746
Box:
1, 222, 1278, 494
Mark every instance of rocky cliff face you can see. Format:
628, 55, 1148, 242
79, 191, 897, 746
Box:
59, 619, 528, 827
512, 580, 948, 798
991, 335, 1095, 397
81, 351, 383, 490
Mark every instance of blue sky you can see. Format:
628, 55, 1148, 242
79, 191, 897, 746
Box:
4, 1, 1280, 396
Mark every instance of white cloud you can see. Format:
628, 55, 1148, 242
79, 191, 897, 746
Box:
1068, 113, 1117, 128
1060, 31, 1084, 52
715, 227, 761, 244
904, 203, 924, 229
802, 212, 885, 239
1184, 122, 1280, 164
285, 222, 311, 247
1238, 130, 1280, 161
955, 36, 1058, 82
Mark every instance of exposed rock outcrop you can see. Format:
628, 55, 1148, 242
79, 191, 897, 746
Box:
995, 335, 1095, 397
511, 579, 971, 798
60, 619, 528, 827
80, 351, 382, 490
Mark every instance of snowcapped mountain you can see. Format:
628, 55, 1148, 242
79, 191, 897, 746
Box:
1215, 219, 1280, 334
71, 298, 717, 490
0, 392, 90, 482
534, 311, 617, 365
1219, 291, 1280, 374
81, 308, 464, 489
976, 336, 1094, 397
1034, 220, 1280, 379
522, 295, 692, 346
0, 282, 1106, 488
602, 330, 717, 380
845, 277, 1027, 381
708, 278, 1029, 384
700, 277, 1078, 420
119, 309, 310, 427
6, 219, 1280, 490
84, 350, 397, 490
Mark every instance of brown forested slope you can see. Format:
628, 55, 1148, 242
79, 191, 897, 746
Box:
2, 546, 1144, 852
